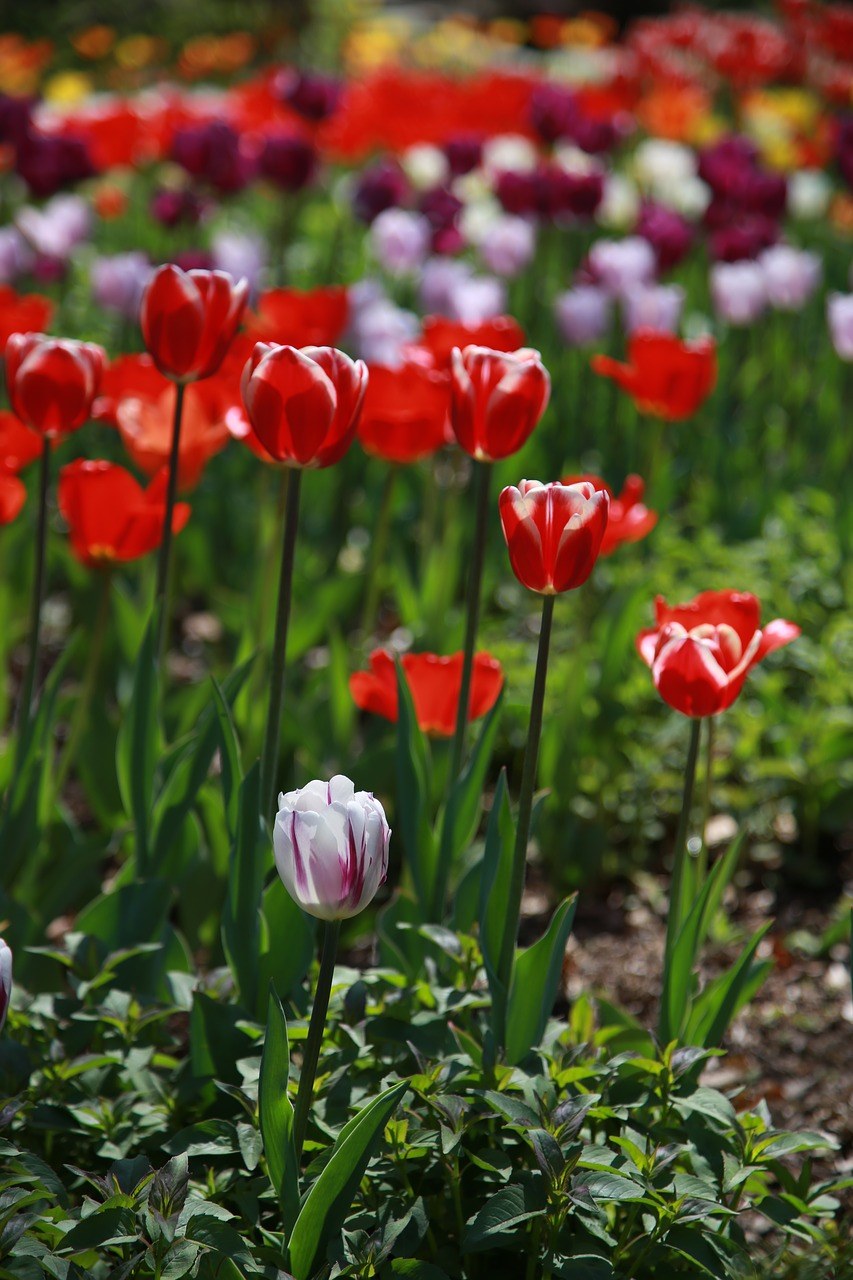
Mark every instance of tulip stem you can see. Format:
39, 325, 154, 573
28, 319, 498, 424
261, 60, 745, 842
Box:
293, 917, 341, 1161
661, 716, 703, 989
15, 436, 50, 762
155, 380, 186, 661
360, 466, 397, 639
260, 466, 303, 817
54, 569, 112, 797
495, 592, 556, 1049
449, 459, 491, 783
696, 716, 715, 885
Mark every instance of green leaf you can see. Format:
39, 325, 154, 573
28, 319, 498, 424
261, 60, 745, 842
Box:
462, 1181, 546, 1252
257, 877, 315, 1008
478, 769, 515, 1029
434, 693, 502, 912
505, 894, 577, 1065
222, 763, 266, 1013
288, 1082, 407, 1280
394, 663, 435, 915
258, 986, 300, 1233
685, 921, 773, 1048
115, 613, 161, 876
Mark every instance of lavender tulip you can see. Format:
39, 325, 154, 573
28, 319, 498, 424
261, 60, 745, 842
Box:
622, 283, 685, 335
16, 194, 91, 261
370, 208, 432, 276
91, 252, 154, 320
211, 229, 267, 297
827, 293, 853, 361
0, 226, 33, 283
710, 261, 767, 327
554, 285, 612, 346
588, 236, 657, 297
273, 776, 390, 921
758, 245, 822, 311
478, 215, 536, 278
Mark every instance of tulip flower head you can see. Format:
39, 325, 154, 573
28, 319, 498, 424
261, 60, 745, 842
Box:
450, 345, 550, 461
564, 473, 657, 556
350, 649, 504, 735
140, 264, 248, 383
499, 479, 609, 594
827, 293, 853, 361
241, 343, 367, 468
637, 590, 800, 718
0, 284, 53, 351
0, 472, 26, 525
357, 359, 450, 463
591, 330, 717, 421
273, 776, 390, 921
58, 460, 190, 568
5, 333, 105, 438
0, 938, 11, 1032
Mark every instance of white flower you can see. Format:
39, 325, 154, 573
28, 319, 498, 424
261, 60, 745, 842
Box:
482, 134, 538, 177
401, 144, 449, 191
788, 170, 831, 221
596, 174, 640, 231
0, 938, 11, 1033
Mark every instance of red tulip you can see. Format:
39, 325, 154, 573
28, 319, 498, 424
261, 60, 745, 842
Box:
140, 265, 248, 383
0, 285, 54, 354
5, 334, 106, 438
241, 343, 367, 468
350, 649, 504, 736
0, 411, 44, 472
499, 479, 609, 594
563, 473, 657, 556
58, 459, 190, 568
0, 471, 26, 526
450, 345, 550, 462
357, 358, 451, 463
418, 315, 526, 370
246, 286, 349, 348
636, 590, 800, 717
116, 388, 230, 490
591, 330, 717, 420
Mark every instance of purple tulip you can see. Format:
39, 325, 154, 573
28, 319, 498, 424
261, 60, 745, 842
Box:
634, 202, 693, 270
827, 293, 853, 360
14, 129, 95, 199
275, 69, 341, 122
758, 245, 822, 311
259, 133, 317, 192
352, 160, 409, 224
370, 208, 432, 276
444, 273, 506, 324
588, 236, 657, 296
211, 229, 266, 298
478, 215, 536, 277
16, 194, 91, 261
444, 133, 483, 176
171, 120, 255, 194
554, 285, 612, 346
0, 226, 34, 283
91, 252, 154, 319
418, 257, 473, 315
710, 261, 767, 326
150, 187, 204, 229
621, 283, 685, 335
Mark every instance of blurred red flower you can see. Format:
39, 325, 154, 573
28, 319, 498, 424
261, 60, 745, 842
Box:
591, 330, 717, 420
246, 286, 349, 348
140, 265, 248, 383
357, 359, 451, 463
417, 315, 526, 370
0, 411, 44, 471
0, 472, 26, 526
0, 285, 54, 353
241, 343, 366, 468
5, 334, 105, 438
636, 589, 800, 717
58, 459, 190, 568
350, 649, 504, 736
450, 345, 550, 462
563, 473, 657, 556
499, 479, 609, 594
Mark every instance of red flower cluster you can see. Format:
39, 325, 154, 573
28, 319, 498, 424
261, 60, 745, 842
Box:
637, 590, 800, 717
350, 649, 503, 736
592, 331, 717, 421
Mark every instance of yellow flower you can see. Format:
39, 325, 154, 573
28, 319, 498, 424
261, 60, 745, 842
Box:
44, 72, 93, 105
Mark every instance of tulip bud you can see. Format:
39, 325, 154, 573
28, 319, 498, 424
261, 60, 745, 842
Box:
5, 333, 105, 437
241, 343, 367, 468
450, 345, 550, 461
499, 479, 609, 594
273, 776, 390, 920
140, 264, 248, 383
0, 938, 11, 1032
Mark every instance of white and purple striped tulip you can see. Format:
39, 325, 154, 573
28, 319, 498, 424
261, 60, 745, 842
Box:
273, 776, 390, 921
0, 939, 11, 1033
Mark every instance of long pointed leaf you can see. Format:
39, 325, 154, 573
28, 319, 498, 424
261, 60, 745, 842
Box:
686, 921, 773, 1047
478, 770, 515, 1030
505, 895, 576, 1065
259, 985, 300, 1233
222, 763, 266, 1013
115, 614, 160, 876
394, 663, 434, 915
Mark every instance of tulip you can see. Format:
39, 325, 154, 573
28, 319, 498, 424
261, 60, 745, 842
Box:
634, 203, 694, 270
0, 410, 44, 472
58, 460, 190, 568
449, 346, 550, 463
258, 133, 317, 192
636, 590, 800, 719
116, 388, 230, 490
241, 344, 368, 812
246, 285, 349, 348
478, 215, 536, 278
553, 286, 612, 348
5, 333, 105, 438
588, 236, 657, 297
621, 283, 685, 336
709, 261, 767, 327
140, 265, 248, 385
418, 314, 526, 370
758, 245, 822, 311
91, 251, 154, 320
273, 774, 390, 1155
0, 472, 26, 526
370, 209, 432, 277
0, 938, 11, 1033
499, 479, 609, 595
827, 293, 853, 361
564, 473, 657, 556
357, 359, 450, 464
591, 330, 717, 421
350, 649, 504, 735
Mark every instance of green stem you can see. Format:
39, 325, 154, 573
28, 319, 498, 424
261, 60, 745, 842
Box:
260, 466, 303, 818
696, 716, 715, 884
54, 569, 112, 796
360, 465, 397, 638
662, 717, 703, 981
449, 460, 491, 783
495, 592, 556, 1048
293, 918, 341, 1161
155, 380, 186, 660
15, 436, 50, 761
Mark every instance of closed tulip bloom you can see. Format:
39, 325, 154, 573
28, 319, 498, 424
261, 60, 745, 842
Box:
564, 473, 657, 556
499, 479, 609, 594
588, 236, 657, 297
350, 649, 504, 735
621, 283, 685, 336
758, 245, 822, 311
827, 293, 853, 360
358, 359, 450, 463
553, 286, 612, 347
273, 776, 390, 921
241, 343, 367, 468
0, 938, 10, 1032
710, 261, 767, 326
58, 460, 190, 568
450, 345, 550, 461
636, 590, 800, 718
140, 265, 248, 383
5, 333, 105, 437
591, 330, 717, 421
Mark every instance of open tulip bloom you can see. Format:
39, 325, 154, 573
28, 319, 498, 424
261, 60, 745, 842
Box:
563, 473, 658, 556
350, 649, 504, 736
58, 460, 191, 569
591, 329, 717, 421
